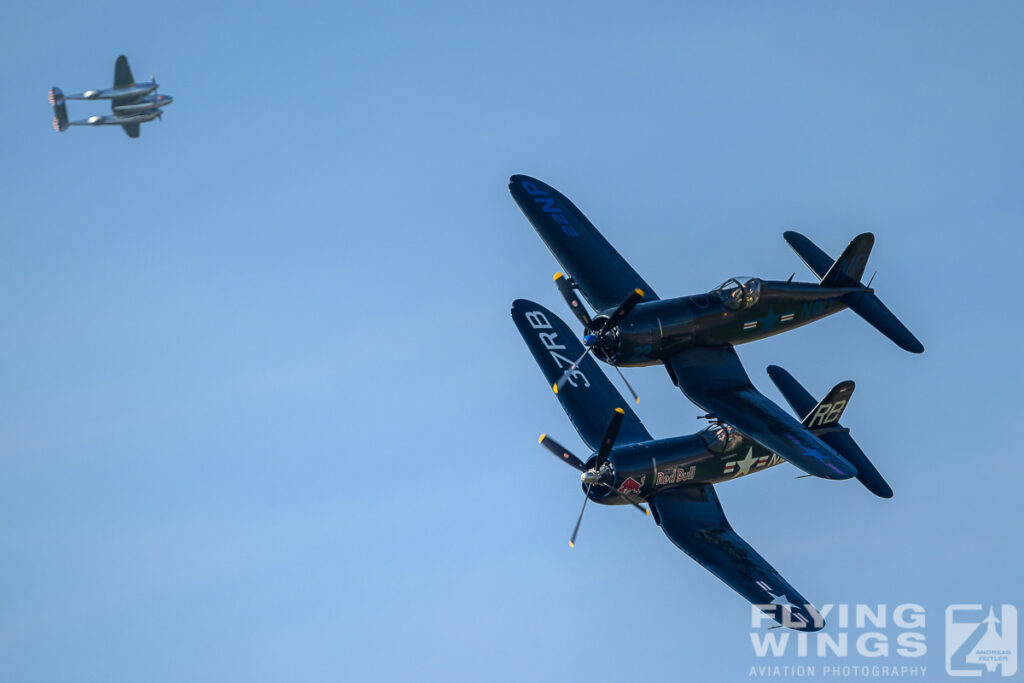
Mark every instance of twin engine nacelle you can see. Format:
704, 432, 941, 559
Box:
113, 94, 172, 115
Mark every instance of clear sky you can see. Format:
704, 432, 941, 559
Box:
1, 2, 1022, 681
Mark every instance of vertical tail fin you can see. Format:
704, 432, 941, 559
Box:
50, 88, 69, 132
821, 233, 873, 287
802, 381, 854, 430
767, 365, 893, 499
114, 54, 135, 88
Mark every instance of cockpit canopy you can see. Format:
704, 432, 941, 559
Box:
714, 277, 762, 310
699, 423, 743, 454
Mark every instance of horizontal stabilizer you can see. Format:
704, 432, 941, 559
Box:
783, 231, 832, 280
767, 366, 893, 498
784, 230, 923, 354
842, 290, 924, 353
820, 428, 893, 499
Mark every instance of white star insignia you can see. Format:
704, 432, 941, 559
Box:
768, 591, 796, 609
734, 448, 758, 476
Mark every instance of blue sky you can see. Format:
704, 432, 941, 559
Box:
1, 2, 1022, 681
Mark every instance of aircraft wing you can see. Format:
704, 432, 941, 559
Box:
509, 175, 659, 312
511, 298, 651, 451
649, 484, 824, 630
664, 346, 857, 480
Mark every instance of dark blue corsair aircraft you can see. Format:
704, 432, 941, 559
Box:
509, 174, 922, 487
514, 299, 881, 631
509, 174, 923, 630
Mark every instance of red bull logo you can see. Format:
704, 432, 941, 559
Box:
617, 476, 645, 495
656, 465, 695, 486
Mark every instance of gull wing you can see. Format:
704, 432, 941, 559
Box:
509, 174, 659, 312
511, 299, 650, 450
650, 484, 824, 630
664, 345, 856, 480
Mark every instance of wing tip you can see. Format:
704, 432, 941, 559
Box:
903, 338, 925, 354
829, 461, 858, 480
509, 173, 535, 188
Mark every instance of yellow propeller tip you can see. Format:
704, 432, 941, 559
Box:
553, 272, 564, 281
615, 407, 625, 414
635, 288, 645, 297
635, 397, 641, 404
568, 541, 574, 548
538, 434, 546, 444
645, 508, 651, 516
552, 383, 559, 394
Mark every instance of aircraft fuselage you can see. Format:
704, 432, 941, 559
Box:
112, 93, 173, 115
588, 428, 785, 505
50, 56, 172, 137
596, 281, 865, 367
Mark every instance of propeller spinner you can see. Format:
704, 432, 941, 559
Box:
551, 275, 644, 402
538, 407, 648, 548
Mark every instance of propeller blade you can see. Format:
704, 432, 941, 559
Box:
552, 347, 592, 394
569, 484, 592, 547
539, 434, 588, 472
613, 366, 640, 404
595, 407, 625, 468
620, 493, 651, 516
599, 288, 645, 334
553, 272, 592, 328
